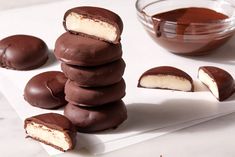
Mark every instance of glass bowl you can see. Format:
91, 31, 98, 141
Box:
136, 0, 235, 55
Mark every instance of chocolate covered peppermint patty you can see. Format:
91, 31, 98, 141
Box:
63, 6, 123, 44
64, 100, 127, 133
0, 35, 48, 70
54, 32, 122, 66
198, 66, 235, 101
24, 71, 67, 109
24, 113, 76, 152
138, 66, 194, 92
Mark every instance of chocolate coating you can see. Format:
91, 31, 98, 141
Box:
64, 100, 127, 133
138, 66, 194, 91
151, 8, 230, 55
61, 59, 125, 87
24, 71, 67, 109
199, 66, 235, 101
54, 32, 122, 66
63, 6, 123, 44
65, 79, 126, 106
24, 113, 76, 151
0, 35, 48, 70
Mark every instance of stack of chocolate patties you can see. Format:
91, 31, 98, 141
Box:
54, 6, 127, 133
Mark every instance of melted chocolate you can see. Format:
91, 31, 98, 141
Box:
151, 7, 231, 55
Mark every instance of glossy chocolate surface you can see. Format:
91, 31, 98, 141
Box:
63, 6, 123, 44
24, 71, 67, 109
65, 79, 126, 106
138, 66, 194, 91
61, 59, 125, 87
24, 113, 76, 151
151, 7, 231, 55
64, 100, 127, 133
54, 32, 122, 66
199, 66, 235, 101
0, 35, 48, 70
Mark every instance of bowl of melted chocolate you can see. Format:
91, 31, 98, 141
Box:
136, 0, 235, 55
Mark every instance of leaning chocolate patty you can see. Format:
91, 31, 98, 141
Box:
24, 113, 76, 152
64, 100, 127, 133
24, 71, 67, 109
65, 79, 126, 106
0, 35, 48, 70
61, 59, 125, 87
63, 6, 123, 44
198, 66, 235, 101
54, 32, 122, 66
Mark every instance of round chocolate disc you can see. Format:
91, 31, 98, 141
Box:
24, 71, 67, 109
65, 79, 126, 106
61, 59, 125, 87
64, 100, 127, 133
0, 35, 48, 70
54, 32, 122, 66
